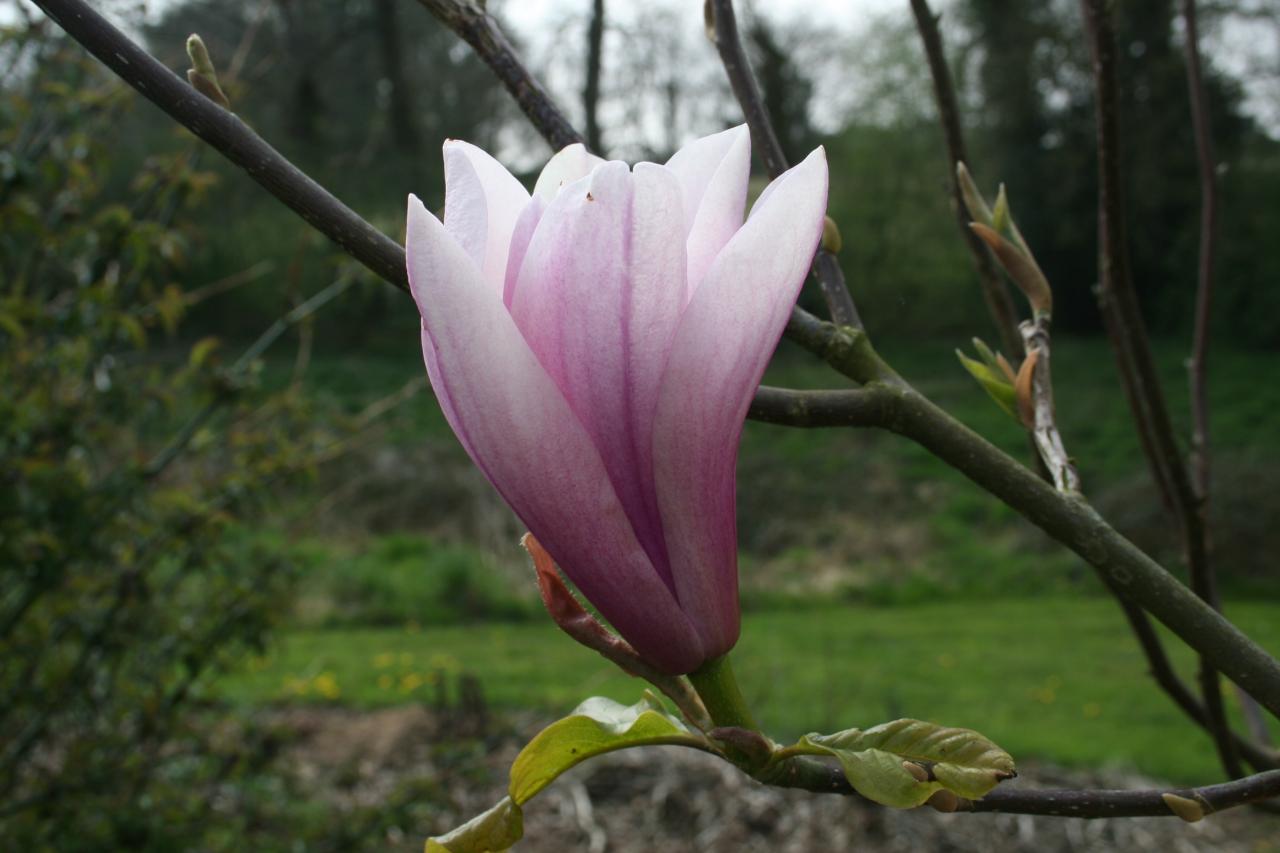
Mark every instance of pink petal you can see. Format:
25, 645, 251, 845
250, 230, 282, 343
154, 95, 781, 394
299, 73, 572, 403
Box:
664, 125, 751, 295
532, 142, 607, 200
443, 140, 531, 292
509, 163, 687, 589
651, 148, 829, 657
407, 195, 704, 674
503, 194, 545, 307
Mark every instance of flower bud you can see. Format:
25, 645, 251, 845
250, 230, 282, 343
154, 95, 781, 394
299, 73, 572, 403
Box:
185, 34, 230, 109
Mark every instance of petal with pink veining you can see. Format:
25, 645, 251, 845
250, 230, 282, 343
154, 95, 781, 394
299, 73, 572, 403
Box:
651, 148, 829, 657
443, 140, 531, 292
407, 194, 704, 674
664, 125, 751, 296
509, 162, 687, 589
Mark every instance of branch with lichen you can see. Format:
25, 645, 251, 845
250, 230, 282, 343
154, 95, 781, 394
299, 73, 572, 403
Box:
957, 165, 1079, 493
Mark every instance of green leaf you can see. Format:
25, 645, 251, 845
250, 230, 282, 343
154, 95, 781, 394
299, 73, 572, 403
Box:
971, 337, 1000, 370
799, 719, 1015, 808
956, 349, 1017, 418
189, 336, 221, 368
509, 692, 709, 804
426, 796, 522, 853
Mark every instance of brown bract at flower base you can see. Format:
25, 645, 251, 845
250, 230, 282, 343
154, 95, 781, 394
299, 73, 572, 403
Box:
522, 534, 711, 730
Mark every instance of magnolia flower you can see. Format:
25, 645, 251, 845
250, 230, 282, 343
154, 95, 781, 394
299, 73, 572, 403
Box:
406, 127, 828, 675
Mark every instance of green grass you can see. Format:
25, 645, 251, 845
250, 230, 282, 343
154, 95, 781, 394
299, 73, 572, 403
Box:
219, 598, 1280, 784
271, 334, 1280, 598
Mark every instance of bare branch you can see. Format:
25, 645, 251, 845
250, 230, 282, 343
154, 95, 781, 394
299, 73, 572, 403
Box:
1113, 596, 1278, 771
706, 0, 861, 329
1180, 0, 1269, 751
908, 0, 1023, 358
582, 0, 606, 153
831, 380, 1280, 719
415, 0, 584, 151
749, 386, 890, 428
1182, 0, 1218, 505
1079, 0, 1243, 778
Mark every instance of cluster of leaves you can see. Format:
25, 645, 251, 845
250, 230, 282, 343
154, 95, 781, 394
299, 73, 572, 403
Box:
429, 694, 1015, 851
0, 25, 336, 848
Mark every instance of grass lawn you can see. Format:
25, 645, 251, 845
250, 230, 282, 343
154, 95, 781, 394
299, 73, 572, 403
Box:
219, 598, 1280, 785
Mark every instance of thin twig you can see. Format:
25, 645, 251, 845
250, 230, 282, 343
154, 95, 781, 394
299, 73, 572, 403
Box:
180, 259, 276, 306
1079, 0, 1243, 779
1112, 595, 1277, 771
143, 275, 354, 480
1180, 0, 1269, 749
1181, 0, 1217, 507
908, 0, 1023, 359
705, 0, 861, 329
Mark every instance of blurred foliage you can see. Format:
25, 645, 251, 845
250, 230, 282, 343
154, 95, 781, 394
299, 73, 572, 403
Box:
0, 23, 345, 849
283, 533, 537, 629
959, 0, 1271, 338
132, 0, 512, 341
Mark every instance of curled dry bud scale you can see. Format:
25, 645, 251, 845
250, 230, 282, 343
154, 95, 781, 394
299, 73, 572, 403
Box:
406, 126, 828, 675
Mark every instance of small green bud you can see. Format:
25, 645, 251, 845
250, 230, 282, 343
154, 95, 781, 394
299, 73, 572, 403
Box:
992, 184, 1009, 233
957, 346, 1018, 420
186, 34, 230, 109
821, 215, 843, 254
1161, 792, 1206, 823
955, 161, 994, 226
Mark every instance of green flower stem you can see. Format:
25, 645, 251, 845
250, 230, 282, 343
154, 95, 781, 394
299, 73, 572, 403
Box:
687, 654, 758, 731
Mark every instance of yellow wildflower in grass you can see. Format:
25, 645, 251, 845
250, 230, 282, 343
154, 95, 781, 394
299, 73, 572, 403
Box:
313, 672, 340, 700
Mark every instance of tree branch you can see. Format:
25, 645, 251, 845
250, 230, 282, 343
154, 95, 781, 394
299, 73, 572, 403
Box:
1079, 0, 1243, 778
414, 0, 584, 151
1180, 0, 1269, 750
749, 386, 891, 429
815, 379, 1280, 719
30, 0, 409, 293
766, 757, 1280, 818
1112, 595, 1277, 771
582, 0, 605, 154
908, 0, 1023, 359
1181, 0, 1217, 507
706, 0, 861, 330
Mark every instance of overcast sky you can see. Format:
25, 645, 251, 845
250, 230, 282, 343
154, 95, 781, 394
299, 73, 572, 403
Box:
12, 0, 1280, 131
